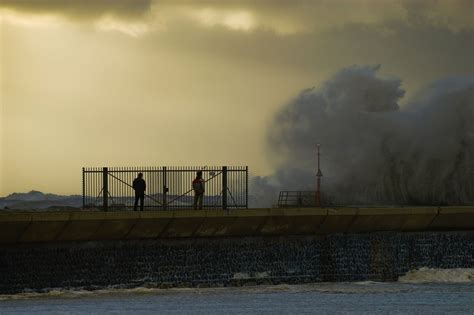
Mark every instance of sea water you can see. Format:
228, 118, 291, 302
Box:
1, 268, 473, 314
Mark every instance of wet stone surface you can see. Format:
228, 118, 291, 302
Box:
0, 232, 473, 294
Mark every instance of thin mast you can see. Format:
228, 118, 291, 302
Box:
316, 144, 322, 207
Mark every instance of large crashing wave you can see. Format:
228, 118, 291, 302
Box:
252, 65, 474, 206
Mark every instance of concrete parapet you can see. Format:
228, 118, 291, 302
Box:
0, 206, 473, 244
430, 207, 474, 230
347, 207, 439, 233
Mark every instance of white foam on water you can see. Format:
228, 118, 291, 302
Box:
353, 281, 381, 285
0, 288, 96, 301
3, 268, 474, 301
0, 285, 248, 301
238, 284, 293, 294
398, 267, 474, 283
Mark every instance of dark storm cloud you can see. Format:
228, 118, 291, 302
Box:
147, 16, 474, 90
0, 0, 152, 20
3, 0, 472, 34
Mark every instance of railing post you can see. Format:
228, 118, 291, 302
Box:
245, 166, 248, 209
103, 167, 108, 211
82, 167, 85, 209
162, 166, 167, 210
222, 166, 228, 210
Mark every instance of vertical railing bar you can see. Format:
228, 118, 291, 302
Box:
111, 167, 114, 210
94, 168, 97, 207
151, 166, 154, 211
163, 166, 167, 210
148, 166, 151, 210
103, 167, 108, 212
146, 166, 149, 210
128, 166, 131, 209
187, 166, 189, 209
84, 169, 89, 209
173, 166, 175, 209
91, 168, 93, 207
96, 167, 98, 208
246, 166, 248, 209
130, 167, 132, 209
116, 167, 119, 209
151, 166, 153, 210
148, 166, 150, 210
182, 165, 184, 209
97, 167, 99, 208
172, 166, 175, 210
188, 165, 190, 209
118, 166, 121, 210
85, 169, 87, 208
171, 166, 174, 210
134, 166, 136, 209
186, 165, 188, 209
98, 167, 100, 208
145, 166, 147, 210
185, 165, 188, 209
125, 166, 128, 210
158, 165, 160, 211
144, 166, 146, 209
128, 167, 130, 209
82, 167, 85, 209
126, 166, 128, 209
158, 165, 160, 210
175, 166, 177, 209
86, 169, 88, 208
127, 167, 129, 211
179, 166, 181, 210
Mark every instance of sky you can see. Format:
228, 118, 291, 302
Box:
0, 0, 473, 196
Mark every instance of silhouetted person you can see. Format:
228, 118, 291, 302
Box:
192, 171, 205, 210
133, 173, 146, 211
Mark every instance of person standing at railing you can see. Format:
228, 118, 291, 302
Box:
192, 171, 205, 210
133, 172, 146, 211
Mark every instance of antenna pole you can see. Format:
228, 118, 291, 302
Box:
316, 144, 322, 207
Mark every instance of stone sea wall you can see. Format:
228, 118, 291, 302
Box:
1, 231, 473, 294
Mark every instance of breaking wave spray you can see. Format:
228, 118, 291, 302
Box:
251, 65, 474, 206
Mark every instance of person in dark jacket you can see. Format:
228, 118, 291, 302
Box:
192, 171, 205, 210
133, 173, 146, 211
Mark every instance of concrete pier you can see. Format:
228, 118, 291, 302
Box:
1, 207, 473, 294
1, 206, 473, 243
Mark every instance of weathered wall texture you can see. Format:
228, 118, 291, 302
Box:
1, 231, 473, 294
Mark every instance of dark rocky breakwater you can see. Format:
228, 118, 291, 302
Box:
1, 231, 473, 295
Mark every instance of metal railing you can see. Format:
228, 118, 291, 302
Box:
82, 166, 248, 211
278, 191, 317, 208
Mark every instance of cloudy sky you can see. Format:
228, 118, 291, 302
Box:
1, 0, 473, 196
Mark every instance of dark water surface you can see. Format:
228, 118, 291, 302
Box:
1, 281, 474, 314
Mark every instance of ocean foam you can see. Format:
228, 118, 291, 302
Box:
398, 267, 474, 283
